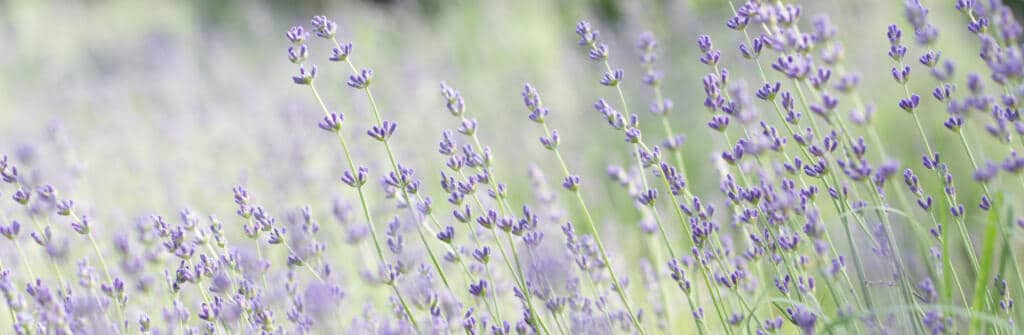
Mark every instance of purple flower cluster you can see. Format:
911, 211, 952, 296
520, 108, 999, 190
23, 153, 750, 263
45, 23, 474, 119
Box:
7, 1, 1024, 334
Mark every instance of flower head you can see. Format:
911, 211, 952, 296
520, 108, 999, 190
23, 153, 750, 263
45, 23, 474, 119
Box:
311, 16, 338, 39
347, 68, 374, 89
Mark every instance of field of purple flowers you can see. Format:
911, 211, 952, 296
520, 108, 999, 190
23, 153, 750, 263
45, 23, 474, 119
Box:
3, 0, 1024, 334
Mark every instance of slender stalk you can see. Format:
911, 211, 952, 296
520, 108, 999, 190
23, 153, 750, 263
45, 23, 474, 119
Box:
11, 181, 70, 291
71, 210, 129, 331
441, 82, 558, 331
535, 120, 646, 334
602, 54, 741, 333
737, 12, 876, 321
336, 57, 464, 310
897, 67, 981, 278
279, 240, 325, 282
307, 83, 419, 329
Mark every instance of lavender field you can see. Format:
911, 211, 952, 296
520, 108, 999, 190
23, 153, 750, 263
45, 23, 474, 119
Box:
3, 0, 1024, 334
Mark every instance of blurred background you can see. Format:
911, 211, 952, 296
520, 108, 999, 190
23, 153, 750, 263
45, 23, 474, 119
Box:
0, 0, 996, 225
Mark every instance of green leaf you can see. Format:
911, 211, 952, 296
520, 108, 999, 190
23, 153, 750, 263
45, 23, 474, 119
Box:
969, 193, 1002, 334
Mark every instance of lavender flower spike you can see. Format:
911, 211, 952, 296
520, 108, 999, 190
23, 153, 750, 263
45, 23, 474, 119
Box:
347, 68, 374, 89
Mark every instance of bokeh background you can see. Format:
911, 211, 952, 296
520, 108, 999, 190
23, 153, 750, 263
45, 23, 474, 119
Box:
1, 0, 997, 217
1, 0, 1022, 332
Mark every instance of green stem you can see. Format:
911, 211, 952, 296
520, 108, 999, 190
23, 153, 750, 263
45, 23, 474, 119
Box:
307, 83, 419, 328
538, 120, 646, 334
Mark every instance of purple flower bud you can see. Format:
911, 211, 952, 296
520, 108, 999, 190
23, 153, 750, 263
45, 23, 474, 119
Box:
697, 35, 713, 53
440, 82, 466, 116
625, 127, 642, 143
772, 54, 811, 79
967, 73, 984, 94
30, 226, 51, 246
380, 263, 400, 285
449, 205, 470, 224
756, 82, 782, 101
739, 37, 765, 59
708, 115, 730, 131
11, 188, 30, 205
384, 164, 416, 192
469, 279, 488, 297
341, 166, 369, 188
472, 246, 491, 264
286, 26, 308, 44
318, 112, 344, 132
35, 185, 57, 201
346, 68, 374, 89
649, 99, 672, 115
700, 50, 721, 66
476, 209, 497, 229
329, 43, 353, 62
287, 45, 308, 64
640, 146, 662, 167
310, 16, 337, 39
1, 220, 20, 239
600, 69, 624, 86
812, 15, 837, 41
436, 226, 454, 243
50, 199, 73, 216
367, 120, 397, 141
0, 163, 17, 184
101, 277, 127, 304
892, 65, 911, 83
642, 70, 663, 86
138, 314, 151, 332
919, 50, 941, 67
575, 21, 598, 46
444, 157, 466, 175
933, 83, 954, 102
974, 161, 999, 182
727, 15, 750, 31
835, 73, 860, 93
787, 306, 817, 332
588, 43, 609, 61
496, 216, 515, 233
637, 31, 657, 53
722, 144, 745, 165
292, 65, 317, 85
458, 118, 478, 136
521, 84, 550, 123
438, 131, 459, 156
562, 175, 582, 191
923, 153, 940, 170
539, 130, 560, 150
71, 216, 91, 235
887, 24, 903, 45
956, 0, 977, 13
231, 186, 250, 207
969, 17, 990, 34
523, 231, 544, 247
415, 197, 433, 217
915, 24, 939, 45
637, 189, 658, 206
899, 94, 920, 113
810, 68, 833, 90
527, 106, 550, 124
951, 204, 965, 217
1003, 151, 1024, 173
663, 135, 686, 151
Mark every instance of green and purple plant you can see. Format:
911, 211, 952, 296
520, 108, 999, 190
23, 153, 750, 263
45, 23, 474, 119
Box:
4, 0, 1024, 334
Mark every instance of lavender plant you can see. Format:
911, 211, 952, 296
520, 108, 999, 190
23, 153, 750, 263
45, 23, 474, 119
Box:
6, 0, 1024, 334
